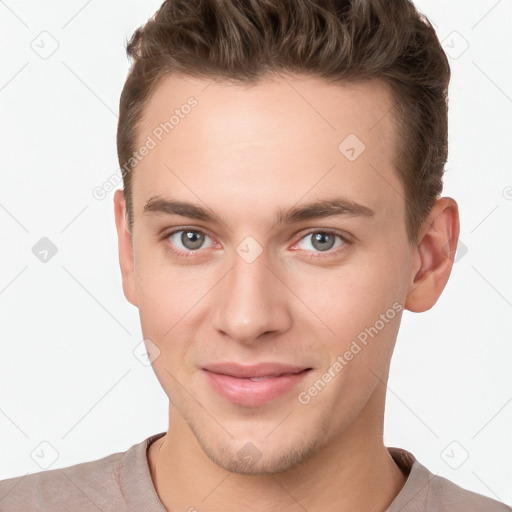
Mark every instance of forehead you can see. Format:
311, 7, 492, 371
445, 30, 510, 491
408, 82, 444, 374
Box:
132, 73, 403, 226
137, 73, 397, 150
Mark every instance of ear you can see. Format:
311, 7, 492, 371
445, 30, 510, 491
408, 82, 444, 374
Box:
114, 189, 138, 307
405, 197, 460, 313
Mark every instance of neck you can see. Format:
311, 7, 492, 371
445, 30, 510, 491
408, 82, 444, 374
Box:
148, 383, 407, 511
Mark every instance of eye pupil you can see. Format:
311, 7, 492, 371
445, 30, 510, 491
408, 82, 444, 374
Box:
182, 230, 204, 250
312, 232, 336, 251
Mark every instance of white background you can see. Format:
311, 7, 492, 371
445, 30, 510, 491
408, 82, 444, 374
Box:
1, 0, 511, 506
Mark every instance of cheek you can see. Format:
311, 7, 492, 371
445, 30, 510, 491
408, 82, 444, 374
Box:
293, 254, 404, 360
134, 272, 193, 394
132, 249, 215, 349
135, 272, 189, 339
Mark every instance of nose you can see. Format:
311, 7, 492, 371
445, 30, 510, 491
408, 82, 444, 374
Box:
212, 247, 292, 345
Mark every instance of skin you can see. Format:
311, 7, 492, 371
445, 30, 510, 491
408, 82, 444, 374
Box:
114, 73, 459, 512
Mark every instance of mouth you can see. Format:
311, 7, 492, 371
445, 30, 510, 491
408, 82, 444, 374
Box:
202, 362, 313, 407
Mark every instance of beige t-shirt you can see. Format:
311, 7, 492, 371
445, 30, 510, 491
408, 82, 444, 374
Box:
1, 432, 510, 511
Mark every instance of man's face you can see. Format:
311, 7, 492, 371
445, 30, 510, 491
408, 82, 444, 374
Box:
117, 74, 418, 474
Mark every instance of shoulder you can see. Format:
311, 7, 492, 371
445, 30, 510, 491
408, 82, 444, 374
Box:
386, 447, 511, 512
428, 472, 512, 511
0, 446, 129, 512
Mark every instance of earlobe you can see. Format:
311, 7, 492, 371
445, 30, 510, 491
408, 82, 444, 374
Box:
405, 197, 460, 313
113, 189, 138, 307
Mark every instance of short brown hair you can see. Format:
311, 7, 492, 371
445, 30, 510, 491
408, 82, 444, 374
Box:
117, 0, 450, 244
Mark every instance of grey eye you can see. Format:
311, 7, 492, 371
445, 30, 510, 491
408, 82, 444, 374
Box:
169, 230, 212, 251
297, 232, 344, 252
181, 230, 205, 250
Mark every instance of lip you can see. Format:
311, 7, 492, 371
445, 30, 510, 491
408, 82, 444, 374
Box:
203, 362, 310, 378
202, 362, 312, 407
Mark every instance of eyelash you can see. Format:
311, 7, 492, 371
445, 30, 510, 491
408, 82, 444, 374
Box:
160, 227, 351, 260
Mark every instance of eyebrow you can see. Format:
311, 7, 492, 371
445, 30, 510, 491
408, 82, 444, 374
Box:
143, 195, 375, 225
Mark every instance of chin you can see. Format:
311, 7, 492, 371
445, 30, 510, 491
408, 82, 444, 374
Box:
205, 441, 318, 475
192, 420, 330, 476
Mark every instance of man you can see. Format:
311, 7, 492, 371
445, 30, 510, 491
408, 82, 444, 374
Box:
1, 0, 510, 510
